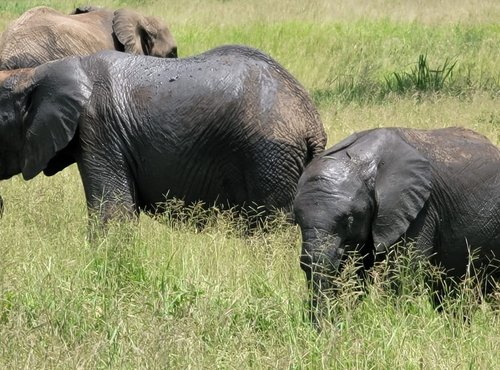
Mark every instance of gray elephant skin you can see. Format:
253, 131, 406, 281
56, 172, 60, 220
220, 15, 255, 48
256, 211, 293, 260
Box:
294, 127, 500, 303
0, 6, 177, 70
0, 45, 326, 224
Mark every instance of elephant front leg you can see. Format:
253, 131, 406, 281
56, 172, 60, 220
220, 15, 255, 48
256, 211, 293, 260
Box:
77, 156, 138, 238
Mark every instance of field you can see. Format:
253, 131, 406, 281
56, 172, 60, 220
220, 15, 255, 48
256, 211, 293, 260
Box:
0, 0, 499, 368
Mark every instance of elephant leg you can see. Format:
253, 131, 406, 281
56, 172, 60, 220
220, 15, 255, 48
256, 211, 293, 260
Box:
248, 139, 303, 217
76, 153, 138, 237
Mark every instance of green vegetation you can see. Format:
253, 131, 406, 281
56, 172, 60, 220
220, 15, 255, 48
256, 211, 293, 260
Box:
385, 54, 458, 94
1, 0, 499, 368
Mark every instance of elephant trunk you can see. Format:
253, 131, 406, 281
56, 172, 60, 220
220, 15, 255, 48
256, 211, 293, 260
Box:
300, 229, 345, 296
300, 229, 346, 323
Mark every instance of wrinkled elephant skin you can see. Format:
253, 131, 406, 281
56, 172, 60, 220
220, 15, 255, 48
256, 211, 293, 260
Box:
0, 46, 326, 226
0, 6, 177, 69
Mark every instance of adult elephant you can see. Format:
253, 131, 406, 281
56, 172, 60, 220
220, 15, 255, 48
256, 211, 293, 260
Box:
0, 45, 326, 226
0, 5, 177, 69
294, 127, 500, 308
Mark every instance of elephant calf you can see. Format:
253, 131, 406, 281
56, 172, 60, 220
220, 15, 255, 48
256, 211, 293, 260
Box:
0, 5, 177, 70
294, 127, 500, 304
0, 45, 326, 225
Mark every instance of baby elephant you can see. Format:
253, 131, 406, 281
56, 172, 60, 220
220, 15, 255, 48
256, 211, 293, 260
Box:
294, 127, 500, 303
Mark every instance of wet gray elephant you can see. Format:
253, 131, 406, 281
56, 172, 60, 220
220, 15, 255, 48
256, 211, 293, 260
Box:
294, 127, 500, 307
0, 5, 177, 69
0, 45, 326, 226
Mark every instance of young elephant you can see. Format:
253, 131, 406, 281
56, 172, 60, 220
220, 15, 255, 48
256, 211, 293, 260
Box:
0, 6, 177, 70
0, 45, 326, 225
294, 127, 500, 303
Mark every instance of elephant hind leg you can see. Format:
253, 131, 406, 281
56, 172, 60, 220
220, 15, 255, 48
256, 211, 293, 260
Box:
245, 139, 303, 218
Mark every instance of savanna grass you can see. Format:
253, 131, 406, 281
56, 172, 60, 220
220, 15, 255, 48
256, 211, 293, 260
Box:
1, 0, 499, 368
385, 54, 458, 93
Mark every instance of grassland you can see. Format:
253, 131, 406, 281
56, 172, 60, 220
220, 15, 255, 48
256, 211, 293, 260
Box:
0, 0, 499, 368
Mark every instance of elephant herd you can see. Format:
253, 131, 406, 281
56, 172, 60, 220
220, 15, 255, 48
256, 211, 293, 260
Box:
0, 6, 499, 314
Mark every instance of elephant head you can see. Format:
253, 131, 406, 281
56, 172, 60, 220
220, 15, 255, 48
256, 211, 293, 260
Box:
0, 59, 92, 181
294, 129, 432, 296
112, 9, 178, 58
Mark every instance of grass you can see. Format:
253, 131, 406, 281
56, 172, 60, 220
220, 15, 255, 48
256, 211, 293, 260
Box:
385, 54, 457, 93
0, 0, 499, 368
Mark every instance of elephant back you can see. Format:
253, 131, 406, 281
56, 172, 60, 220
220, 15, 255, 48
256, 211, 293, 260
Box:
204, 45, 326, 161
398, 127, 500, 173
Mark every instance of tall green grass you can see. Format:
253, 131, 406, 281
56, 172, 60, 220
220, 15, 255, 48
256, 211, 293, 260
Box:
0, 0, 499, 368
385, 54, 457, 93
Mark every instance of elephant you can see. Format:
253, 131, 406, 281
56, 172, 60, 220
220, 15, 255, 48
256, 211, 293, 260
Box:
0, 45, 326, 227
294, 127, 500, 309
0, 5, 177, 70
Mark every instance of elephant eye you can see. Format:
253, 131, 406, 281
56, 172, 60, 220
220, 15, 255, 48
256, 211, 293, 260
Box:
346, 215, 354, 230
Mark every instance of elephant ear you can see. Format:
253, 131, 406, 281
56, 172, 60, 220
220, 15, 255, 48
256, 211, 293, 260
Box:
371, 131, 432, 250
112, 9, 155, 55
322, 129, 377, 158
22, 58, 92, 180
70, 6, 101, 14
